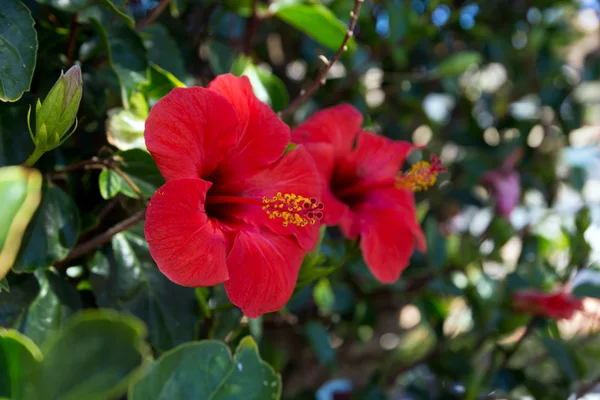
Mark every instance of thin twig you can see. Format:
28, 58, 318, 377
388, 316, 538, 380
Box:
136, 0, 171, 31
112, 166, 147, 205
243, 0, 259, 55
46, 157, 109, 178
576, 375, 600, 398
47, 156, 147, 205
279, 0, 364, 119
55, 209, 146, 268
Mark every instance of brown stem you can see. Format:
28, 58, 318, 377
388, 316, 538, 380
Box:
243, 0, 259, 55
46, 158, 108, 178
55, 209, 146, 268
66, 13, 79, 65
136, 0, 171, 31
576, 375, 600, 398
112, 166, 147, 205
279, 0, 364, 119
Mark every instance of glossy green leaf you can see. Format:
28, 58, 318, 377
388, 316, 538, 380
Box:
0, 274, 39, 328
0, 103, 34, 167
98, 149, 164, 200
0, 167, 42, 278
19, 269, 82, 346
99, 0, 134, 26
88, 12, 148, 108
129, 336, 281, 400
142, 25, 186, 80
0, 329, 42, 399
273, 3, 355, 52
89, 223, 197, 351
313, 278, 335, 313
105, 107, 147, 151
35, 311, 149, 400
34, 0, 93, 12
572, 269, 600, 299
12, 183, 80, 272
105, 91, 148, 151
304, 321, 334, 366
435, 51, 482, 77
0, 0, 38, 102
0, 279, 7, 292
140, 65, 186, 106
540, 336, 579, 381
231, 56, 289, 112
207, 39, 235, 76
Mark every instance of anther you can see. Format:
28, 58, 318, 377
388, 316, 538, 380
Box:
395, 154, 446, 192
262, 192, 325, 227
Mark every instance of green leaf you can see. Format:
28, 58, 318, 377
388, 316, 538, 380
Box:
98, 149, 164, 200
0, 167, 42, 278
34, 0, 94, 12
210, 307, 243, 341
33, 311, 149, 400
89, 224, 198, 352
424, 217, 446, 269
140, 65, 186, 106
129, 336, 281, 400
0, 329, 42, 399
231, 56, 289, 112
540, 335, 579, 381
313, 278, 335, 313
0, 103, 35, 166
304, 321, 334, 366
0, 278, 8, 292
99, 0, 134, 26
0, 273, 39, 328
105, 108, 147, 151
19, 269, 82, 346
273, 3, 356, 52
207, 39, 235, 76
435, 51, 482, 77
0, 0, 38, 102
142, 25, 186, 81
13, 183, 80, 272
87, 12, 148, 108
572, 269, 600, 299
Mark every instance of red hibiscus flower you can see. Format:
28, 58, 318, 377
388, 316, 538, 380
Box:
481, 148, 522, 219
292, 104, 444, 283
143, 74, 323, 317
512, 289, 583, 320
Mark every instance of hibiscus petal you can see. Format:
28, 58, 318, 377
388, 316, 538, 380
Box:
353, 131, 415, 182
145, 178, 230, 286
144, 87, 239, 180
303, 143, 348, 225
221, 146, 322, 250
224, 228, 305, 317
292, 104, 363, 160
358, 204, 418, 283
208, 74, 290, 179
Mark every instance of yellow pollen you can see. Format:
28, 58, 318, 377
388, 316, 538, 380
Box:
395, 155, 446, 192
262, 192, 324, 227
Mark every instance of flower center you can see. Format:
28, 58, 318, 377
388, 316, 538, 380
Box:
205, 192, 324, 227
335, 155, 446, 199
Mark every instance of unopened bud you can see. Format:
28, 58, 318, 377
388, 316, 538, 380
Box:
28, 65, 83, 159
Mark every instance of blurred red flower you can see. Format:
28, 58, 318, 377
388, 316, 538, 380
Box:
512, 289, 583, 320
144, 74, 322, 317
481, 148, 522, 219
292, 104, 444, 283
